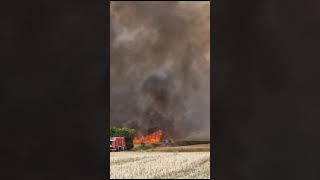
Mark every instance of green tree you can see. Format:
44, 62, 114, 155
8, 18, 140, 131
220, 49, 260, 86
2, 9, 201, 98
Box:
110, 127, 136, 150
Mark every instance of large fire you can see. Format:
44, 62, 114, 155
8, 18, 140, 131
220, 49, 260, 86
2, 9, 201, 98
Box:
133, 129, 164, 144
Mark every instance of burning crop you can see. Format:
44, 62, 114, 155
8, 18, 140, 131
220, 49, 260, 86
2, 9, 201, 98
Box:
133, 129, 164, 144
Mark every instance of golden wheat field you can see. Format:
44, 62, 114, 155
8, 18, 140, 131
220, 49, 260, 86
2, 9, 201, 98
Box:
110, 151, 210, 179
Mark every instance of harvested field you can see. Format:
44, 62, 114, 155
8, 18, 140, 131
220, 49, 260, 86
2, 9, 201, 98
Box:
110, 152, 210, 179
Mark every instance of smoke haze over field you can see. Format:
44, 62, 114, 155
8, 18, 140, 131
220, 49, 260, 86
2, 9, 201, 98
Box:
110, 1, 210, 141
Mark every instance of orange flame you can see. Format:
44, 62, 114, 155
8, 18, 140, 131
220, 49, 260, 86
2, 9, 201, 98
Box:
133, 129, 164, 144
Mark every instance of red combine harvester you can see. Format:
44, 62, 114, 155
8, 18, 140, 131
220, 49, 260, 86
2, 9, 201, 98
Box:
110, 137, 126, 152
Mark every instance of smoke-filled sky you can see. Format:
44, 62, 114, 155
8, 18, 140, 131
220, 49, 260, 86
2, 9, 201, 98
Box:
110, 1, 210, 141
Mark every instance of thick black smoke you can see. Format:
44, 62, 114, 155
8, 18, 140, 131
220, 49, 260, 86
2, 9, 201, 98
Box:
110, 1, 210, 140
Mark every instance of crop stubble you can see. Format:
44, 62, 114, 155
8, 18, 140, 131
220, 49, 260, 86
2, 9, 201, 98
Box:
110, 152, 210, 179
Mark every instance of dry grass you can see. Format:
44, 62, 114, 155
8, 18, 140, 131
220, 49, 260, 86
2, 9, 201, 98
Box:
110, 151, 210, 179
132, 143, 210, 152
152, 144, 210, 152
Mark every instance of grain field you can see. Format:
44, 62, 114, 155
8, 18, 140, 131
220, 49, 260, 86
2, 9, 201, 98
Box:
110, 152, 210, 179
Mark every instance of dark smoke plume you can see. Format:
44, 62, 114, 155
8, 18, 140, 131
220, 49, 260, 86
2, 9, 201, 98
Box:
110, 1, 210, 140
